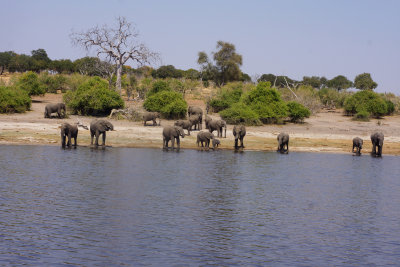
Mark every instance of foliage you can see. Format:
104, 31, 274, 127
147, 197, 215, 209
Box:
8, 54, 34, 72
0, 86, 31, 113
143, 90, 187, 119
152, 65, 183, 79
326, 75, 353, 91
146, 80, 171, 97
258, 74, 298, 88
278, 85, 321, 114
63, 77, 124, 116
197, 41, 243, 86
49, 59, 74, 74
64, 73, 91, 91
354, 110, 370, 121
354, 72, 378, 90
0, 51, 15, 74
220, 103, 261, 125
344, 90, 390, 118
16, 71, 45, 96
31, 48, 51, 72
286, 101, 311, 122
209, 82, 254, 112
317, 88, 351, 108
302, 76, 326, 89
39, 73, 68, 93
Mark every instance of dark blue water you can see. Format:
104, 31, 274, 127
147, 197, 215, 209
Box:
1, 145, 400, 266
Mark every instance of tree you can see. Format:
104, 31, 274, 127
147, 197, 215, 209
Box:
71, 16, 158, 94
0, 51, 16, 75
8, 54, 33, 72
326, 75, 353, 91
258, 74, 298, 88
197, 41, 243, 86
49, 59, 74, 74
302, 76, 322, 89
152, 65, 183, 79
354, 73, 377, 90
31, 48, 51, 72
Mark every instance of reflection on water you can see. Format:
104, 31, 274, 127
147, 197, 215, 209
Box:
1, 145, 400, 265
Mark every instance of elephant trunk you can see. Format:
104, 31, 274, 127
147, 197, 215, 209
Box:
224, 127, 227, 138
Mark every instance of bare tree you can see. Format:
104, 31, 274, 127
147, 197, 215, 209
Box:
71, 16, 158, 94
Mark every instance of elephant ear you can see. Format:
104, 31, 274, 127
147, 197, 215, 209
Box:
97, 121, 110, 132
106, 122, 114, 131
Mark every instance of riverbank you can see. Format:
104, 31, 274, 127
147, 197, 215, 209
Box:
1, 94, 400, 154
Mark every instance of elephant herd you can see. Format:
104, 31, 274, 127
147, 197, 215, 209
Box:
51, 103, 386, 156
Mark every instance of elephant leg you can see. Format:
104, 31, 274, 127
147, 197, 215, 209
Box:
378, 145, 382, 156
67, 133, 72, 147
153, 119, 156, 126
95, 131, 100, 146
90, 132, 94, 145
234, 139, 238, 149
241, 137, 244, 148
171, 137, 175, 150
61, 134, 66, 148
176, 137, 180, 150
188, 128, 190, 136
102, 132, 106, 146
372, 143, 376, 154
73, 137, 77, 148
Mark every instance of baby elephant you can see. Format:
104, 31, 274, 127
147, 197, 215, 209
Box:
143, 112, 161, 126
212, 138, 220, 150
197, 131, 214, 149
233, 125, 246, 149
277, 133, 289, 153
60, 122, 88, 148
174, 120, 192, 135
352, 137, 363, 155
45, 103, 66, 118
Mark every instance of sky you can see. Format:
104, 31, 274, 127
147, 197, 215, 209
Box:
1, 0, 399, 93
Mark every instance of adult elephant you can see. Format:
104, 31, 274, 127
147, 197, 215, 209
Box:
60, 121, 88, 148
174, 120, 192, 135
371, 132, 384, 157
163, 126, 185, 151
188, 106, 203, 130
44, 103, 66, 118
233, 125, 246, 149
90, 119, 114, 147
189, 114, 201, 131
196, 131, 214, 149
208, 119, 227, 138
352, 137, 363, 155
143, 112, 161, 126
205, 115, 212, 130
277, 133, 289, 154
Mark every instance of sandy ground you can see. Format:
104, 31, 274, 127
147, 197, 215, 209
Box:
1, 93, 400, 155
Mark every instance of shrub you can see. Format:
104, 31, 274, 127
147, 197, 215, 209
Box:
286, 101, 311, 122
64, 73, 91, 91
143, 90, 187, 119
16, 71, 45, 96
384, 99, 395, 115
63, 77, 124, 116
0, 86, 31, 113
209, 82, 254, 112
344, 90, 390, 118
317, 88, 351, 108
220, 103, 261, 125
354, 110, 370, 121
39, 73, 68, 93
146, 80, 171, 97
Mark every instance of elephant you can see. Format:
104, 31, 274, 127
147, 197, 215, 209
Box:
44, 103, 66, 118
174, 119, 193, 135
205, 115, 212, 130
163, 126, 185, 150
277, 133, 289, 154
189, 114, 201, 131
188, 106, 203, 130
143, 112, 161, 126
233, 125, 246, 149
60, 121, 88, 148
352, 137, 363, 155
212, 138, 220, 149
208, 119, 227, 138
371, 132, 384, 157
196, 131, 214, 149
90, 119, 114, 147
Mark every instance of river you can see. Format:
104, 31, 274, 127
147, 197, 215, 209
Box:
1, 145, 400, 266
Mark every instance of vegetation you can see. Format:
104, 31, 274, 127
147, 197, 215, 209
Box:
39, 73, 68, 93
143, 90, 187, 119
0, 86, 31, 113
220, 103, 261, 125
146, 80, 172, 97
209, 82, 253, 112
64, 77, 124, 116
354, 72, 378, 90
287, 101, 311, 122
317, 88, 351, 108
326, 75, 353, 91
344, 90, 393, 118
16, 71, 45, 96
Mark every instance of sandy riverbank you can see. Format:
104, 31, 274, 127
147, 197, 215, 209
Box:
1, 94, 400, 155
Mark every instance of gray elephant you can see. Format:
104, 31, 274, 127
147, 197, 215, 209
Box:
205, 115, 212, 130
188, 106, 203, 130
189, 114, 201, 131
143, 112, 161, 126
163, 126, 185, 151
174, 120, 192, 135
60, 121, 88, 148
212, 138, 220, 149
196, 131, 214, 149
208, 119, 227, 138
352, 137, 363, 155
233, 125, 246, 149
371, 132, 384, 157
90, 119, 114, 147
44, 103, 66, 118
277, 133, 289, 154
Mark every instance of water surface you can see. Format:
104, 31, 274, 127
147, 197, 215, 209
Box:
1, 145, 400, 266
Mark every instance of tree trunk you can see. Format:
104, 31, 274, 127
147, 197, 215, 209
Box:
116, 62, 122, 95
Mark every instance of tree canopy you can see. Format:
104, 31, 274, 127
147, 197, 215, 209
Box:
354, 73, 378, 90
326, 75, 353, 91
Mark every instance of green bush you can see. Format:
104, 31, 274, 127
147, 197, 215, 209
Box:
209, 82, 253, 112
344, 90, 390, 118
146, 80, 171, 97
354, 110, 370, 121
0, 86, 31, 113
317, 88, 351, 108
286, 101, 311, 122
63, 77, 124, 116
143, 90, 187, 119
220, 103, 261, 125
39, 73, 68, 93
16, 71, 45, 96
384, 99, 395, 115
64, 73, 91, 91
